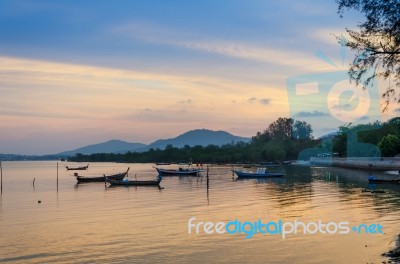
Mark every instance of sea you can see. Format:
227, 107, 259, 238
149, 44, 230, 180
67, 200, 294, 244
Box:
0, 161, 399, 263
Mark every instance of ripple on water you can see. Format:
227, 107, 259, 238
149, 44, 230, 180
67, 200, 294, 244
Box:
0, 162, 398, 263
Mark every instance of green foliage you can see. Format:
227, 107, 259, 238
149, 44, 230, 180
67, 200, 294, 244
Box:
332, 118, 400, 157
293, 120, 313, 140
337, 0, 400, 109
378, 134, 400, 157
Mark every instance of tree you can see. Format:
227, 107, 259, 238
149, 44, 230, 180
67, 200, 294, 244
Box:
260, 142, 286, 161
337, 0, 400, 110
292, 120, 313, 140
378, 134, 400, 157
267, 117, 294, 141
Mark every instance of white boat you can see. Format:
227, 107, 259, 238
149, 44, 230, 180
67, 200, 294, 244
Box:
232, 167, 285, 178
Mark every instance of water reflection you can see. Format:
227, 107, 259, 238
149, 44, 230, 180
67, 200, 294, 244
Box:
0, 162, 399, 263
74, 182, 107, 190
235, 177, 287, 184
0, 195, 2, 222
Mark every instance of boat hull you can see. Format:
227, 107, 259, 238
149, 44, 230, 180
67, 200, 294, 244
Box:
66, 164, 89, 171
108, 177, 162, 186
233, 170, 285, 178
75, 168, 129, 183
368, 179, 400, 184
155, 168, 201, 176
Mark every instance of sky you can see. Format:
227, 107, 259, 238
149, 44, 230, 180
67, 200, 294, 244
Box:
0, 0, 398, 155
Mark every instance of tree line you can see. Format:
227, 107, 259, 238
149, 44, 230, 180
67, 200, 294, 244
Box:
69, 117, 315, 163
69, 117, 400, 163
331, 117, 400, 157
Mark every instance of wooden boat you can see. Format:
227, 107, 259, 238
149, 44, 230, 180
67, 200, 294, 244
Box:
154, 167, 201, 176
368, 176, 400, 184
156, 162, 171, 165
233, 167, 285, 178
108, 175, 162, 186
66, 164, 89, 171
74, 167, 129, 183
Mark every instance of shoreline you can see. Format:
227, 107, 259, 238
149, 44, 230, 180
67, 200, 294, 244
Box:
310, 157, 400, 171
383, 234, 400, 263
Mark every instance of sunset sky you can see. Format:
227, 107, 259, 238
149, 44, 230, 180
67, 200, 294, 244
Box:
0, 0, 398, 154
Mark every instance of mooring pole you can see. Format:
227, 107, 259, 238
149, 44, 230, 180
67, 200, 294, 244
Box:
206, 164, 209, 204
57, 162, 59, 192
0, 161, 3, 194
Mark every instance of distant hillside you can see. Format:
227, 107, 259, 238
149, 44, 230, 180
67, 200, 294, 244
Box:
144, 129, 250, 150
58, 140, 146, 156
57, 129, 251, 156
318, 131, 338, 140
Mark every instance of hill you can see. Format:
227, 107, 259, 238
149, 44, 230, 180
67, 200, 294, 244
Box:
58, 140, 146, 156
145, 129, 250, 150
58, 129, 250, 156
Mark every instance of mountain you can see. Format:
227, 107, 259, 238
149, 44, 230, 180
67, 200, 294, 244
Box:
58, 140, 146, 156
145, 129, 250, 150
58, 129, 251, 156
318, 131, 338, 140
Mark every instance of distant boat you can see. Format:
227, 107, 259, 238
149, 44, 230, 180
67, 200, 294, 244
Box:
258, 162, 280, 167
108, 175, 162, 186
66, 164, 89, 171
156, 162, 171, 166
281, 160, 294, 165
154, 167, 201, 176
74, 167, 129, 183
368, 175, 400, 184
233, 167, 285, 178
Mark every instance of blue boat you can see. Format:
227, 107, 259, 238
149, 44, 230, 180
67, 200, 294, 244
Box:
368, 175, 400, 184
233, 167, 285, 178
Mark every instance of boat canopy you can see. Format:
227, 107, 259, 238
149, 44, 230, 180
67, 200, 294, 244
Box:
257, 168, 266, 174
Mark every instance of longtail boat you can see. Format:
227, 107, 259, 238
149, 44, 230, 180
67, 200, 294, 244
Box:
233, 167, 285, 178
368, 175, 400, 184
74, 167, 129, 183
154, 167, 201, 176
108, 175, 162, 186
66, 164, 89, 171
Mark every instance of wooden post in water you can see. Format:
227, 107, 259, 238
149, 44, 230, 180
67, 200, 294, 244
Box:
0, 161, 2, 194
57, 162, 59, 192
206, 164, 209, 204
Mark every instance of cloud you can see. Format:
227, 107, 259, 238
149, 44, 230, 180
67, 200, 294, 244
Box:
294, 110, 329, 117
111, 22, 335, 71
178, 99, 192, 104
248, 97, 257, 103
0, 56, 290, 154
247, 97, 271, 105
259, 98, 271, 105
309, 28, 350, 46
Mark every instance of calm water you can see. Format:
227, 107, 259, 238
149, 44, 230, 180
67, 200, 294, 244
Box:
0, 161, 399, 263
